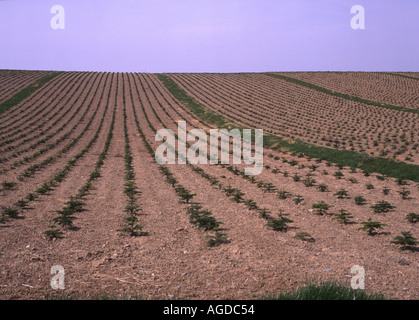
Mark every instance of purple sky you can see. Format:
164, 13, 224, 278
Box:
1, 0, 418, 72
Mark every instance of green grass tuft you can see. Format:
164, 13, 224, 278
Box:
263, 281, 386, 300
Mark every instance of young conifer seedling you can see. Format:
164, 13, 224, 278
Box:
391, 231, 418, 251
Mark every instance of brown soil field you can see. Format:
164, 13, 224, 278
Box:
170, 73, 419, 164
0, 72, 418, 300
275, 72, 419, 110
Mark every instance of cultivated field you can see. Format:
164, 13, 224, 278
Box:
170, 73, 419, 163
0, 71, 418, 300
275, 72, 419, 110
0, 70, 51, 105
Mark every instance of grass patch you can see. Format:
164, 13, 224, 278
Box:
157, 73, 419, 182
0, 71, 63, 114
263, 281, 386, 300
157, 73, 231, 129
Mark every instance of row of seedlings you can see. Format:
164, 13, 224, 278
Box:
14, 74, 110, 181
118, 83, 147, 237
0, 72, 93, 154
44, 100, 116, 240
153, 74, 419, 245
158, 165, 228, 247
0, 73, 104, 173
138, 74, 303, 238
157, 74, 419, 248
173, 73, 419, 161
0, 72, 76, 133
125, 73, 228, 247
230, 164, 418, 249
191, 165, 299, 238
0, 71, 51, 105
138, 73, 305, 239
0, 72, 102, 166
1, 74, 113, 226
0, 72, 84, 146
261, 154, 417, 229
